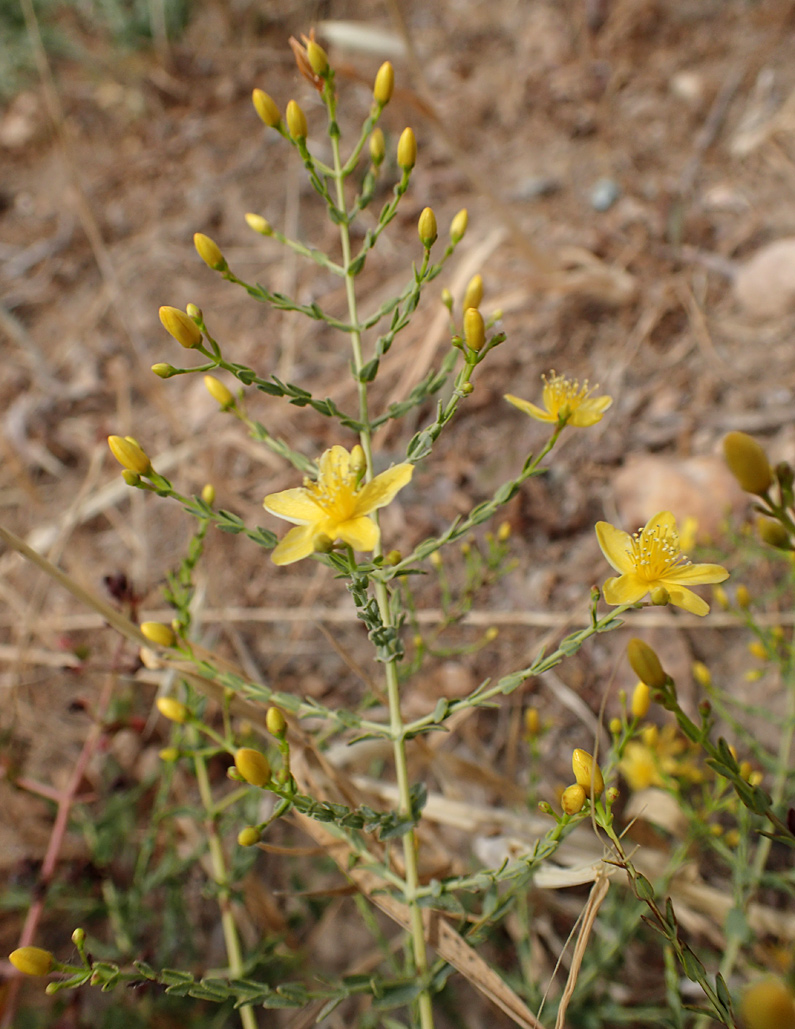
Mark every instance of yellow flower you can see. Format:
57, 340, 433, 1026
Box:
505, 371, 612, 428
9, 946, 54, 976
595, 511, 729, 616
263, 445, 413, 566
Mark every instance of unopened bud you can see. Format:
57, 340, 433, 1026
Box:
561, 783, 587, 815
9, 947, 54, 977
306, 40, 328, 76
692, 661, 711, 688
571, 749, 605, 798
631, 680, 651, 720
524, 707, 540, 737
369, 127, 385, 166
484, 626, 499, 642
71, 928, 85, 948
286, 100, 308, 141
385, 549, 402, 565
201, 483, 215, 505
757, 516, 791, 550
373, 61, 394, 105
151, 362, 177, 378
650, 586, 670, 606
159, 747, 179, 762
159, 305, 202, 349
204, 375, 235, 409
238, 826, 261, 847
463, 307, 485, 352
626, 638, 667, 691
418, 207, 438, 249
609, 717, 622, 735
497, 520, 511, 542
723, 431, 773, 495
141, 622, 176, 648
194, 232, 227, 272
252, 89, 281, 128
736, 584, 751, 609
713, 585, 729, 610
463, 274, 483, 312
156, 696, 189, 723
739, 978, 795, 1029
234, 747, 271, 787
350, 444, 366, 476
266, 707, 287, 738
397, 127, 416, 170
450, 208, 468, 244
108, 435, 152, 475
245, 212, 273, 236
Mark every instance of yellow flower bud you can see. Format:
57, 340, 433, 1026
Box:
418, 207, 438, 249
186, 302, 201, 321
108, 435, 152, 475
748, 640, 767, 661
571, 749, 604, 798
245, 212, 273, 236
463, 307, 485, 352
740, 978, 795, 1029
350, 444, 366, 476
561, 783, 587, 815
141, 622, 176, 648
373, 61, 394, 105
369, 127, 385, 166
450, 208, 468, 244
156, 696, 189, 723
524, 707, 540, 737
385, 549, 402, 565
735, 584, 750, 609
463, 273, 483, 312
151, 362, 177, 378
266, 707, 287, 737
9, 946, 54, 976
626, 638, 667, 691
631, 681, 651, 720
194, 232, 227, 272
497, 520, 511, 542
757, 516, 791, 550
159, 305, 202, 349
723, 431, 773, 495
201, 483, 215, 505
429, 551, 442, 569
204, 375, 235, 409
650, 586, 670, 606
306, 40, 328, 76
159, 747, 180, 762
286, 99, 308, 141
397, 127, 417, 170
692, 661, 711, 688
238, 826, 261, 847
713, 584, 729, 610
609, 717, 623, 735
484, 626, 499, 642
252, 88, 281, 128
234, 747, 271, 787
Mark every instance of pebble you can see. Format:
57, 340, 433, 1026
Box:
733, 237, 795, 321
589, 178, 621, 211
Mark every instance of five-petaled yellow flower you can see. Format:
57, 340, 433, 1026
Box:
505, 372, 612, 428
263, 445, 413, 565
595, 510, 729, 616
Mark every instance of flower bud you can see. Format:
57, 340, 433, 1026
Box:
350, 444, 366, 476
485, 626, 499, 642
141, 622, 176, 648
71, 928, 85, 947
201, 483, 215, 505
561, 783, 587, 815
650, 586, 670, 606
286, 100, 308, 141
631, 681, 651, 720
692, 661, 711, 688
385, 550, 402, 565
713, 584, 729, 610
252, 89, 281, 128
108, 435, 151, 475
204, 375, 235, 410
571, 749, 604, 798
373, 61, 394, 105
306, 40, 328, 76
237, 826, 261, 847
159, 305, 202, 349
626, 638, 667, 691
418, 207, 437, 249
159, 747, 179, 762
122, 469, 139, 486
245, 212, 273, 236
9, 946, 54, 976
609, 717, 622, 735
369, 127, 385, 166
234, 747, 271, 787
450, 208, 468, 244
463, 307, 485, 352
151, 362, 177, 378
397, 127, 416, 170
156, 696, 189, 724
757, 516, 791, 550
266, 707, 287, 738
497, 520, 511, 542
194, 232, 227, 272
740, 978, 795, 1029
186, 303, 202, 321
524, 707, 540, 737
723, 431, 773, 495
463, 274, 483, 312
736, 584, 751, 609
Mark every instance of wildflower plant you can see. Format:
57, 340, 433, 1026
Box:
7, 34, 795, 1029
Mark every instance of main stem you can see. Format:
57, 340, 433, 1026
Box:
329, 120, 435, 1029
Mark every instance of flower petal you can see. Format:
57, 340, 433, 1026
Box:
595, 522, 635, 574
271, 524, 316, 565
643, 510, 677, 537
354, 463, 413, 516
504, 394, 555, 422
663, 563, 730, 587
337, 515, 380, 552
602, 573, 650, 606
318, 445, 352, 480
665, 586, 710, 616
569, 395, 613, 427
263, 487, 321, 525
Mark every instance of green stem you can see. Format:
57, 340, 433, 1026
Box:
327, 88, 434, 1029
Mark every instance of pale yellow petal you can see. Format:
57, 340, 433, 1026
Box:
271, 524, 316, 565
337, 515, 380, 552
602, 573, 650, 606
354, 463, 413, 516
504, 394, 555, 423
569, 394, 613, 427
263, 487, 321, 525
595, 522, 635, 574
643, 510, 677, 537
663, 563, 730, 587
319, 445, 352, 480
665, 586, 710, 616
